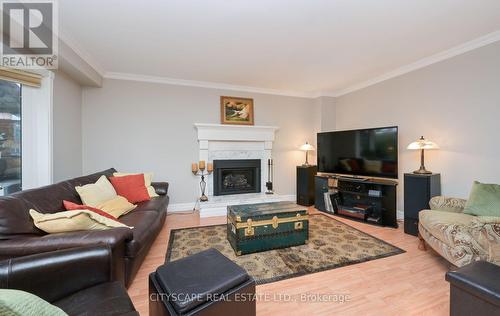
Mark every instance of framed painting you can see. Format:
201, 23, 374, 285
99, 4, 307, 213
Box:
220, 96, 254, 125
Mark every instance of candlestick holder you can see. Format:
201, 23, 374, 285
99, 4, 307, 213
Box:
266, 158, 274, 194
192, 168, 212, 202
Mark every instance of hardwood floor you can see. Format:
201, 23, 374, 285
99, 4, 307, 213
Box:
128, 209, 452, 315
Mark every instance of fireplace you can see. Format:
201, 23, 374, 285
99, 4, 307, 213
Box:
213, 159, 261, 196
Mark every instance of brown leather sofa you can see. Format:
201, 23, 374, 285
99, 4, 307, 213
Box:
0, 245, 139, 315
0, 168, 169, 287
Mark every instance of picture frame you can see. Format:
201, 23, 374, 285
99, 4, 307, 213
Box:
220, 96, 254, 125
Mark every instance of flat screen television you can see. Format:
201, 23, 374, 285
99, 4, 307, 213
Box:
317, 126, 398, 179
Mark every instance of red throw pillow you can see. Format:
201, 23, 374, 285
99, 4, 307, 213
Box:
63, 200, 120, 222
348, 159, 361, 172
382, 162, 396, 174
109, 174, 150, 204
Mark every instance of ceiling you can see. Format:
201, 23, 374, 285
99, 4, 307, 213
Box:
59, 0, 500, 96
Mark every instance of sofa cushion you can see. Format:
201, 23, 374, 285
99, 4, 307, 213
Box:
0, 169, 116, 237
419, 210, 476, 247
0, 197, 42, 236
64, 168, 117, 188
54, 282, 137, 316
120, 211, 162, 257
464, 181, 500, 217
21, 169, 117, 212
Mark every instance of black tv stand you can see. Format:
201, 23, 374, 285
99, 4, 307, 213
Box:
315, 175, 398, 228
338, 176, 369, 182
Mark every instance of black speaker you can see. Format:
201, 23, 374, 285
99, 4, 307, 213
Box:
296, 166, 317, 206
314, 175, 329, 211
404, 173, 441, 236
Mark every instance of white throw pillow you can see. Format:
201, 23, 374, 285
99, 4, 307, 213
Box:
75, 175, 117, 207
30, 209, 132, 234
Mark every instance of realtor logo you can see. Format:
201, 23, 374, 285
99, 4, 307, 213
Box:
1, 0, 58, 69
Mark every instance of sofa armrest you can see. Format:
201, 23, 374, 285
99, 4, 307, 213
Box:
0, 228, 133, 258
429, 196, 467, 213
152, 182, 169, 196
471, 217, 500, 264
0, 245, 112, 303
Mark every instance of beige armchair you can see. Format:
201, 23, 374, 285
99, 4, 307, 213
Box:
418, 196, 500, 267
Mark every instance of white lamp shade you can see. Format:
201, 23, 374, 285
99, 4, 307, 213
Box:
300, 142, 315, 151
407, 136, 439, 150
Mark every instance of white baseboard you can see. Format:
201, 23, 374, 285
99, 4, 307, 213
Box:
168, 194, 296, 217
199, 194, 296, 218
397, 210, 404, 221
168, 202, 196, 212
199, 206, 227, 218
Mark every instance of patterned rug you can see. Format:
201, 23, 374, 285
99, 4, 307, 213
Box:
166, 214, 404, 284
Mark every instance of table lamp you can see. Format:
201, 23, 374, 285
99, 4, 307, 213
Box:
299, 142, 315, 166
407, 136, 439, 174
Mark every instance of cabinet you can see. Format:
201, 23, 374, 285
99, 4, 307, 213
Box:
314, 175, 398, 228
404, 173, 441, 236
296, 166, 317, 206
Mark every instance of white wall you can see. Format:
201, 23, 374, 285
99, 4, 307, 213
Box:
52, 70, 83, 182
82, 79, 321, 204
318, 96, 336, 131
329, 41, 500, 212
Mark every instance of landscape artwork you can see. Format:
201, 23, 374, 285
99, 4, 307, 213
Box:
220, 96, 254, 125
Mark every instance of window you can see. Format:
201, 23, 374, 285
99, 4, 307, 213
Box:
0, 79, 22, 195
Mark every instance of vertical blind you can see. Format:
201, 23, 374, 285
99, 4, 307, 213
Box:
0, 67, 42, 87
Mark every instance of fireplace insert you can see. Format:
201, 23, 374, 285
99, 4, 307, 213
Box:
213, 159, 261, 196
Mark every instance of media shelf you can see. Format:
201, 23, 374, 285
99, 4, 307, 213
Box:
315, 175, 398, 228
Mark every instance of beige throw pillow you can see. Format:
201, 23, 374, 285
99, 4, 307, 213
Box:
75, 175, 117, 207
96, 196, 137, 218
113, 172, 159, 198
30, 209, 132, 234
364, 159, 382, 173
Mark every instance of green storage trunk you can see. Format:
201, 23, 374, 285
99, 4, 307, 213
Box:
227, 201, 309, 256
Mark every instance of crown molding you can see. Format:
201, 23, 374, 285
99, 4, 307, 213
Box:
61, 29, 500, 98
104, 72, 318, 98
105, 28, 500, 99
329, 29, 500, 97
58, 31, 106, 77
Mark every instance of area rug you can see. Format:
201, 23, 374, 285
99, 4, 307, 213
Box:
166, 214, 404, 284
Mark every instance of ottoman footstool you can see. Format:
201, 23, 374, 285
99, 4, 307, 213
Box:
445, 261, 500, 316
149, 248, 256, 316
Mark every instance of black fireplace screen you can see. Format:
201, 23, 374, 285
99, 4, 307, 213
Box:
213, 159, 261, 195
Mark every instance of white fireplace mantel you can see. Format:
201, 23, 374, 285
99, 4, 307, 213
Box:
189, 123, 293, 217
194, 124, 279, 173
194, 123, 279, 145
